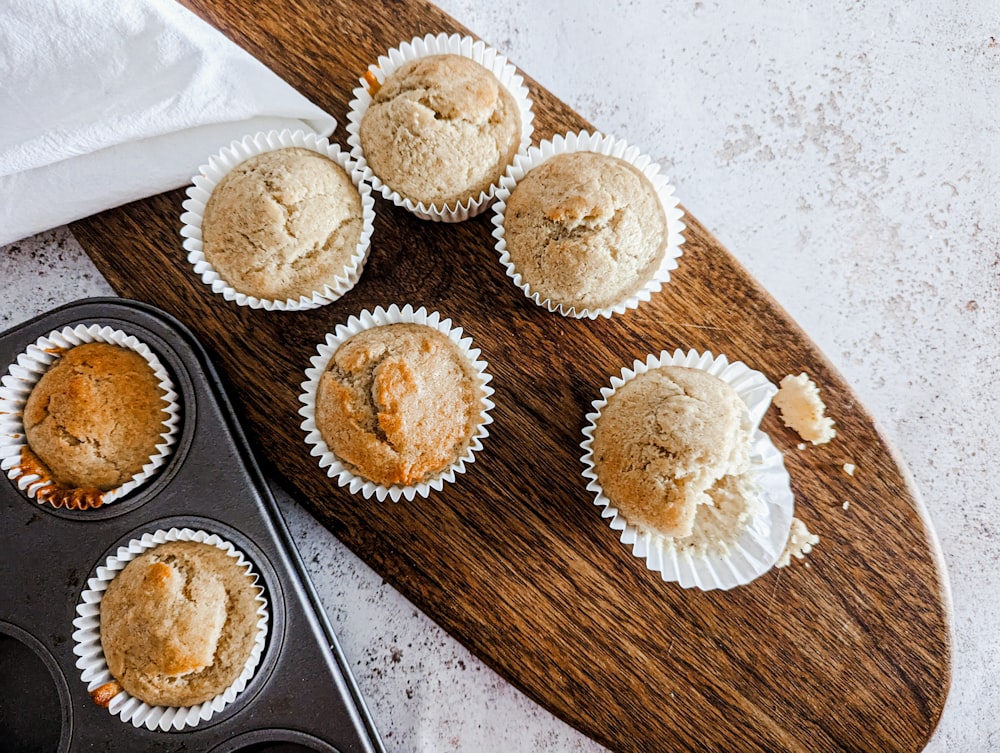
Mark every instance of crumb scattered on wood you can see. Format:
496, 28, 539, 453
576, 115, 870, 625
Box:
774, 372, 836, 445
843, 462, 856, 476
776, 517, 819, 568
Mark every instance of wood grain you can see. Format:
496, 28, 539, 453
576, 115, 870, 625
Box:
70, 1, 951, 750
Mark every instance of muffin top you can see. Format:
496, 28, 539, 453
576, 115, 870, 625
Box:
590, 366, 752, 539
100, 540, 262, 708
359, 54, 521, 208
202, 147, 363, 301
315, 323, 482, 487
22, 342, 166, 496
503, 151, 667, 311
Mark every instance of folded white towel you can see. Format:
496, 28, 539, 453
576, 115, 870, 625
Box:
0, 0, 336, 247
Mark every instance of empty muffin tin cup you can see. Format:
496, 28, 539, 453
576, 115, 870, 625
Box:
0, 324, 181, 510
346, 32, 535, 222
180, 129, 376, 311
491, 129, 686, 319
71, 527, 270, 732
298, 303, 495, 502
580, 348, 795, 591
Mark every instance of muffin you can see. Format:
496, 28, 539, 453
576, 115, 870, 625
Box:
582, 351, 795, 590
589, 365, 753, 540
21, 342, 167, 507
502, 150, 667, 313
99, 540, 262, 708
201, 146, 364, 302
314, 322, 482, 487
358, 53, 521, 209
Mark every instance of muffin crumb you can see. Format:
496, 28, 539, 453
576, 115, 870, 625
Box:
774, 372, 836, 445
89, 681, 122, 708
775, 517, 820, 568
843, 462, 856, 476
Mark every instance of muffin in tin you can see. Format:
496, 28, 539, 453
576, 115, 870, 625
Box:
0, 326, 180, 511
100, 540, 262, 707
22, 343, 166, 496
73, 528, 270, 732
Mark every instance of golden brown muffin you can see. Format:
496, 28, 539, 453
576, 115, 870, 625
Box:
590, 366, 752, 539
503, 151, 667, 311
359, 54, 521, 208
99, 540, 262, 708
22, 342, 166, 506
202, 147, 363, 301
315, 323, 482, 486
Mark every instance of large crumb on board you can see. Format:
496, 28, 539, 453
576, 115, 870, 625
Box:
776, 517, 820, 568
773, 372, 836, 445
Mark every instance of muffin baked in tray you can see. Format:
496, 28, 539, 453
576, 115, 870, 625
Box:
0, 299, 385, 751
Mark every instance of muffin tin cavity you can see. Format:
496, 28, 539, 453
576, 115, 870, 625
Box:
0, 622, 72, 753
0, 299, 384, 752
211, 729, 342, 753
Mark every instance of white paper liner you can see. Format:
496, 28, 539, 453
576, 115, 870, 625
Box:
180, 129, 376, 310
491, 130, 686, 319
346, 32, 535, 222
0, 324, 181, 509
71, 527, 270, 732
298, 304, 495, 501
580, 349, 794, 591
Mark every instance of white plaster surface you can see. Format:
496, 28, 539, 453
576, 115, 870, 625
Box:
1, 1, 997, 749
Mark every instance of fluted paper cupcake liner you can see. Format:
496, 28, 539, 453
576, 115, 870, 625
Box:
346, 32, 535, 222
580, 349, 794, 590
71, 527, 269, 732
0, 324, 181, 509
491, 130, 686, 319
298, 304, 495, 501
181, 129, 375, 310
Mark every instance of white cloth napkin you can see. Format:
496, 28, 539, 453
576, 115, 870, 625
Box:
0, 0, 336, 247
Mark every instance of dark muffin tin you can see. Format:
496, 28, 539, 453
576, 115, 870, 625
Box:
0, 298, 385, 753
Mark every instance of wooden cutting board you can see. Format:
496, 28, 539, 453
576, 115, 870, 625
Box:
70, 0, 951, 750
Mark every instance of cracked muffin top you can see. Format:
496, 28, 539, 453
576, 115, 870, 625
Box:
590, 366, 752, 539
201, 147, 363, 301
314, 323, 482, 487
100, 540, 261, 707
359, 54, 521, 208
503, 151, 667, 311
22, 342, 167, 496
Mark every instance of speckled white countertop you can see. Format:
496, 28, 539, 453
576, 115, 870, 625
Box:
2, 1, 996, 750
